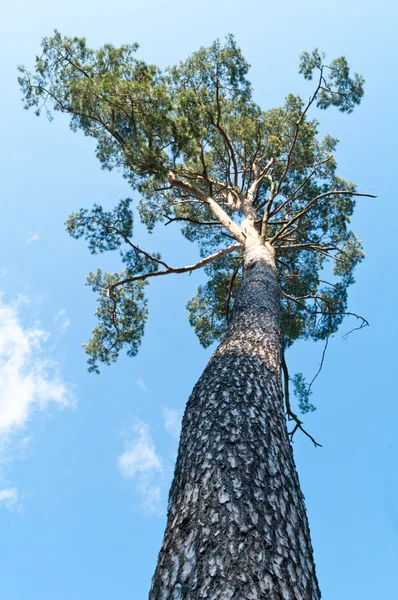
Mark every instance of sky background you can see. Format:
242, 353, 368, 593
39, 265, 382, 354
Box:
0, 0, 397, 598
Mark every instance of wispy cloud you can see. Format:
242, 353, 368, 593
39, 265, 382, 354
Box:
54, 308, 70, 333
118, 423, 161, 478
27, 233, 40, 244
136, 377, 148, 392
118, 420, 163, 514
0, 488, 19, 511
163, 407, 182, 439
0, 295, 73, 509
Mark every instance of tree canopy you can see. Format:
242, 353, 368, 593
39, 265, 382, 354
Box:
19, 32, 373, 412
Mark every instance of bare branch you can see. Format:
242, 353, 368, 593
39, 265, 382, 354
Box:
281, 289, 337, 309
270, 155, 334, 219
182, 169, 242, 209
260, 175, 276, 243
277, 242, 337, 252
168, 172, 245, 243
282, 355, 322, 448
275, 68, 325, 197
209, 84, 239, 186
108, 242, 242, 291
164, 215, 221, 227
342, 316, 370, 339
270, 190, 376, 245
247, 157, 274, 199
244, 157, 274, 223
281, 291, 369, 333
308, 334, 330, 392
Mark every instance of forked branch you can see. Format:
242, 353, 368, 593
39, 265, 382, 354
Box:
168, 172, 245, 243
270, 190, 376, 245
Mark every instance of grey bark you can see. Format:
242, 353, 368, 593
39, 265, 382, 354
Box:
149, 237, 321, 599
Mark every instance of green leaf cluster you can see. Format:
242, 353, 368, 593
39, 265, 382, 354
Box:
66, 199, 161, 371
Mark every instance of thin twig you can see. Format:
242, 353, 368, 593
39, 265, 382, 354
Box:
308, 334, 330, 392
282, 355, 322, 448
342, 317, 369, 339
270, 190, 376, 245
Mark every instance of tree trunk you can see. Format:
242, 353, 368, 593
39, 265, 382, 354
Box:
149, 236, 321, 599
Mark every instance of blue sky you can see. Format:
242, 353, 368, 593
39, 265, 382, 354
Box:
0, 0, 397, 598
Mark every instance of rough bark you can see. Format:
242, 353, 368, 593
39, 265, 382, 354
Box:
149, 233, 321, 599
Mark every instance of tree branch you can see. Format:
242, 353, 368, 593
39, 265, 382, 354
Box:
342, 316, 370, 339
282, 355, 322, 447
275, 68, 325, 197
226, 260, 243, 322
108, 242, 242, 291
245, 157, 274, 223
281, 290, 369, 332
31, 84, 127, 147
270, 190, 376, 245
260, 176, 276, 243
270, 155, 334, 219
163, 215, 221, 227
210, 84, 239, 186
168, 172, 245, 243
77, 217, 170, 269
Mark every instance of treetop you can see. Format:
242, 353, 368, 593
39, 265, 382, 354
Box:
19, 32, 373, 396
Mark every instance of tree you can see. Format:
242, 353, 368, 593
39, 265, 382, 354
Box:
19, 32, 374, 598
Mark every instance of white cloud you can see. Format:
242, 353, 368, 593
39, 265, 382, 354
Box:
54, 308, 70, 333
136, 377, 148, 392
118, 421, 161, 478
163, 407, 182, 439
0, 296, 73, 510
27, 233, 40, 244
118, 420, 163, 514
137, 479, 162, 515
0, 488, 19, 511
0, 299, 72, 435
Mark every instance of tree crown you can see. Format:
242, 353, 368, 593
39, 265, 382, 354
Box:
19, 33, 373, 410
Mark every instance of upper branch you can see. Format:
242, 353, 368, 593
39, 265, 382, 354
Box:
270, 190, 376, 245
244, 157, 274, 223
275, 68, 325, 197
269, 155, 334, 219
199, 83, 239, 187
168, 172, 245, 243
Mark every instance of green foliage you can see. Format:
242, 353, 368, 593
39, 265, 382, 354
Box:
20, 32, 370, 382
299, 49, 364, 112
84, 270, 148, 373
187, 253, 242, 347
66, 199, 161, 371
66, 199, 134, 253
19, 30, 170, 185
292, 373, 316, 414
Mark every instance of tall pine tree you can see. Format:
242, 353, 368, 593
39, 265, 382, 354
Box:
19, 33, 373, 598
